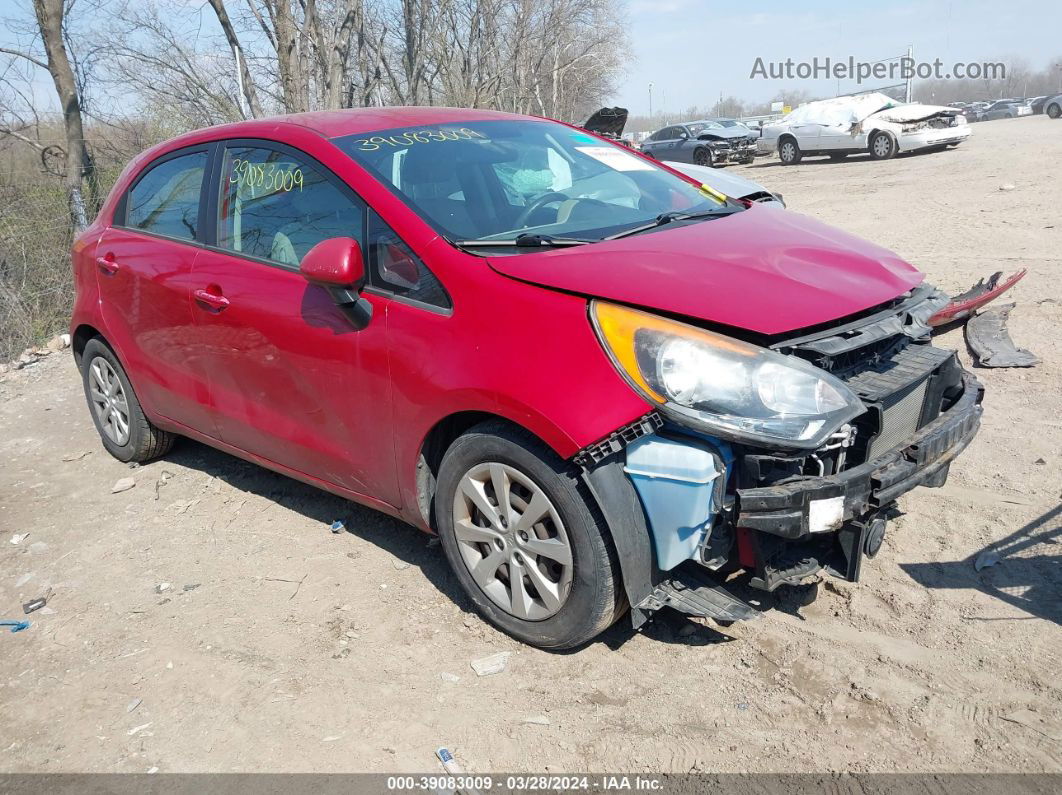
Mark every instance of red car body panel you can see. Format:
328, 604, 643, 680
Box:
70, 110, 651, 530
486, 204, 924, 335
70, 107, 924, 531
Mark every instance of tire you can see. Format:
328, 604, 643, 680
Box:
693, 147, 712, 166
778, 137, 802, 165
1048, 103, 1062, 119
869, 130, 897, 160
435, 421, 623, 649
81, 337, 176, 463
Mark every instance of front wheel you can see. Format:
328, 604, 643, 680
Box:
1047, 103, 1061, 119
778, 137, 802, 165
869, 130, 898, 160
80, 337, 176, 463
435, 422, 623, 649
693, 146, 713, 166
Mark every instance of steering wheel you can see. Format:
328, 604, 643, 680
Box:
514, 192, 572, 229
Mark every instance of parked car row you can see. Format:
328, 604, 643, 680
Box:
951, 97, 1060, 121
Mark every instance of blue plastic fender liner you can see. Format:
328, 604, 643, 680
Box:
624, 435, 724, 571
625, 428, 734, 567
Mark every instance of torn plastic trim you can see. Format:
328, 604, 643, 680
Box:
573, 412, 663, 467
928, 269, 1027, 327
770, 284, 948, 358
965, 303, 1040, 368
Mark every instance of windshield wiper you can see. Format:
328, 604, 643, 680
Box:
453, 233, 592, 250
604, 209, 734, 241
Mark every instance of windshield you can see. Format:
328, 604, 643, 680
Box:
334, 119, 728, 245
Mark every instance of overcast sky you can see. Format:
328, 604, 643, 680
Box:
614, 0, 1062, 113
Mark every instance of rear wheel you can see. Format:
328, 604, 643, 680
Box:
1047, 103, 1061, 119
435, 422, 623, 649
80, 338, 175, 463
778, 137, 802, 165
869, 130, 898, 160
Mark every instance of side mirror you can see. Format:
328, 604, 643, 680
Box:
299, 237, 372, 330
300, 237, 365, 290
677, 132, 689, 140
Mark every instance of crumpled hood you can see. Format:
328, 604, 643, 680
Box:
701, 126, 752, 141
487, 205, 923, 335
870, 103, 961, 124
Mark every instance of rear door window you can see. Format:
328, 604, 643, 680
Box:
217, 145, 364, 267
126, 150, 208, 241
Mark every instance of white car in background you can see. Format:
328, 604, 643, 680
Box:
758, 92, 971, 165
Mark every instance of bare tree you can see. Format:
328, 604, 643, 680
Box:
0, 0, 95, 229
207, 0, 263, 118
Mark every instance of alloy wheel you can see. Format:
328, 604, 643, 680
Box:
452, 462, 574, 620
88, 356, 131, 446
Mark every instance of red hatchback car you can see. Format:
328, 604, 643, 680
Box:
71, 107, 982, 649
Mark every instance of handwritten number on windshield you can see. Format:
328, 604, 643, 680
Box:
355, 128, 488, 151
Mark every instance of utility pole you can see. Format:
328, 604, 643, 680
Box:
648, 82, 653, 122
904, 44, 913, 103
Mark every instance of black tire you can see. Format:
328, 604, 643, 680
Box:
869, 130, 898, 160
693, 146, 713, 166
435, 421, 623, 649
1047, 103, 1062, 119
778, 137, 802, 165
80, 337, 176, 463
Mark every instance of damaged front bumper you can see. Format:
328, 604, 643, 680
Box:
578, 342, 983, 628
736, 371, 982, 540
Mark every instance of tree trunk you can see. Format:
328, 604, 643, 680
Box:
32, 0, 90, 231
207, 0, 263, 118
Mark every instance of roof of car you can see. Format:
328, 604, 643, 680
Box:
260, 105, 531, 137
149, 106, 537, 156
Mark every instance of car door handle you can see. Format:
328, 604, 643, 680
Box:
96, 256, 119, 275
193, 289, 230, 310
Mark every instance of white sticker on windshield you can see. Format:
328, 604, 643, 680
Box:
575, 146, 654, 172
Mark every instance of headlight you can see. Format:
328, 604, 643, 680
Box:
591, 301, 864, 448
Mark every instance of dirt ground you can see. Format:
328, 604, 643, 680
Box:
1, 115, 1060, 775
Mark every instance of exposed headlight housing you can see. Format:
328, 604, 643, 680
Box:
591, 301, 865, 449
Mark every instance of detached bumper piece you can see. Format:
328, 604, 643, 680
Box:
736, 371, 983, 541
639, 565, 759, 623
965, 303, 1040, 368
928, 268, 1026, 327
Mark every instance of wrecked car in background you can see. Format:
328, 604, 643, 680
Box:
641, 119, 757, 166
581, 106, 633, 145
581, 108, 782, 205
72, 106, 984, 650
758, 93, 971, 164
